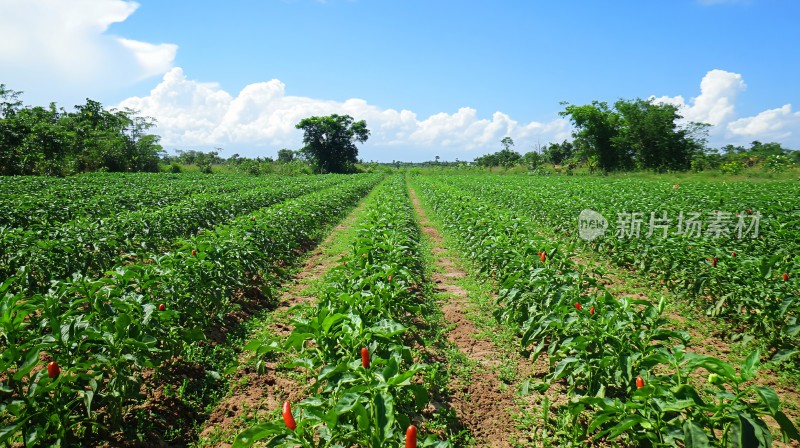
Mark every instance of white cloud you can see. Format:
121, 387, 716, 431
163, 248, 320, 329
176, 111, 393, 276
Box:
120, 67, 799, 161
727, 105, 800, 140
0, 0, 176, 103
651, 69, 800, 148
652, 69, 746, 126
120, 67, 570, 161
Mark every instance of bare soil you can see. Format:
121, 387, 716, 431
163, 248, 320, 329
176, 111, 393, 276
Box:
410, 187, 524, 448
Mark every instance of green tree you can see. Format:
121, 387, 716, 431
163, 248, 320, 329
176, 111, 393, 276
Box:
0, 84, 24, 175
295, 114, 369, 173
522, 151, 544, 170
613, 98, 704, 171
543, 140, 575, 165
277, 148, 296, 163
0, 88, 162, 175
560, 101, 625, 171
501, 136, 515, 151
561, 99, 708, 172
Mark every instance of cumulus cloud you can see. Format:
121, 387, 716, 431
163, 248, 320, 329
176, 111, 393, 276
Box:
651, 69, 746, 126
120, 67, 570, 161
120, 67, 799, 161
652, 69, 800, 147
0, 0, 176, 103
727, 105, 800, 140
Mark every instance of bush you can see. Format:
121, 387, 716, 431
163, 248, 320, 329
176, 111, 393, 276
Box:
720, 161, 743, 175
764, 154, 792, 172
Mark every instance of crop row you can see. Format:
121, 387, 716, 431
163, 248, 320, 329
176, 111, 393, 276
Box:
0, 174, 353, 294
0, 172, 264, 231
410, 175, 799, 447
234, 175, 448, 448
428, 175, 799, 357
0, 174, 381, 447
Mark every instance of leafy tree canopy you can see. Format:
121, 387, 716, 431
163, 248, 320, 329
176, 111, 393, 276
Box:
560, 98, 708, 172
295, 114, 369, 173
0, 84, 164, 176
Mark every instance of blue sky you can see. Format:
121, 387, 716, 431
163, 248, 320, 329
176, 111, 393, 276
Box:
1, 0, 799, 161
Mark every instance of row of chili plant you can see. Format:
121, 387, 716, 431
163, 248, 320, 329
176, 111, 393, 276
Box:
0, 174, 381, 447
234, 175, 449, 448
0, 174, 351, 295
410, 174, 799, 447
428, 174, 800, 361
0, 172, 258, 231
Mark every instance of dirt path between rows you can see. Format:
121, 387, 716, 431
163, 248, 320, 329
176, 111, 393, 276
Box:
409, 187, 523, 448
196, 200, 370, 447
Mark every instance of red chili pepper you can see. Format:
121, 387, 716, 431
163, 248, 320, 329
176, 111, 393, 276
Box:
712, 257, 717, 267
747, 209, 752, 214
589, 306, 595, 315
158, 304, 166, 311
361, 347, 370, 369
731, 251, 737, 257
48, 361, 60, 379
783, 273, 789, 282
635, 376, 644, 389
540, 252, 546, 262
406, 425, 417, 448
574, 302, 582, 311
282, 401, 296, 430
191, 250, 196, 256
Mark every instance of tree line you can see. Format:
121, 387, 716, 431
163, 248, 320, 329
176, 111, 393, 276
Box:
0, 84, 164, 176
473, 97, 797, 173
3, 84, 796, 177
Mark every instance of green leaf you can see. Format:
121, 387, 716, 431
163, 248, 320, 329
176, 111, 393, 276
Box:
12, 345, 43, 381
0, 416, 29, 444
770, 349, 798, 364
740, 350, 760, 382
374, 390, 395, 443
684, 355, 736, 380
753, 386, 779, 415
369, 319, 406, 338
354, 402, 370, 432
727, 414, 770, 448
381, 356, 399, 383
783, 324, 800, 337
321, 313, 346, 333
588, 413, 617, 433
682, 420, 710, 447
231, 423, 281, 448
603, 414, 646, 439
335, 392, 360, 415
551, 357, 578, 381
773, 411, 800, 441
82, 390, 94, 417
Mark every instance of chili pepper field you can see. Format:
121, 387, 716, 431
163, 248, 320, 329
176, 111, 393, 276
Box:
1, 172, 799, 447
